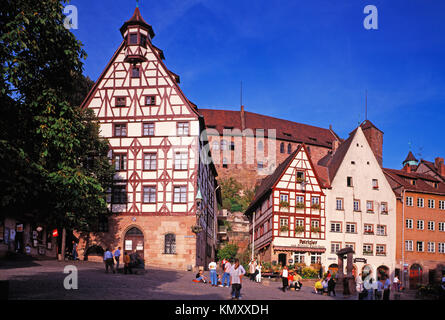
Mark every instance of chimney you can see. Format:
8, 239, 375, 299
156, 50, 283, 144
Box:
240, 105, 246, 131
435, 157, 445, 176
403, 163, 411, 173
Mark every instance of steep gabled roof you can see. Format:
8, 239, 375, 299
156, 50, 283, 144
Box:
360, 119, 383, 134
403, 151, 418, 164
120, 7, 155, 39
383, 168, 445, 197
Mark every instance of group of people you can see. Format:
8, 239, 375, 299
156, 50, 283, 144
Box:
280, 266, 304, 292
193, 258, 246, 300
103, 247, 143, 274
356, 272, 392, 300
313, 271, 336, 296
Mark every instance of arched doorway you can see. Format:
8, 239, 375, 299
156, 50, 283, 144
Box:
377, 265, 390, 280
409, 264, 423, 289
124, 227, 144, 259
84, 245, 104, 261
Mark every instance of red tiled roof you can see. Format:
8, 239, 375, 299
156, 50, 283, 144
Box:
120, 7, 155, 39
198, 108, 338, 148
360, 119, 383, 134
383, 168, 445, 197
403, 151, 418, 163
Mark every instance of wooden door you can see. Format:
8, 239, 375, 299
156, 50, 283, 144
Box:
124, 227, 144, 260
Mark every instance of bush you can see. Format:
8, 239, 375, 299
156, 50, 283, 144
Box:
301, 267, 319, 279
217, 243, 238, 261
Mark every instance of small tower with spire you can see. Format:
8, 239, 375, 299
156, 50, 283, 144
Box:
403, 151, 419, 167
120, 7, 155, 64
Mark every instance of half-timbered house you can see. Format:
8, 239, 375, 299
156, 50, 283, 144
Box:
78, 7, 220, 270
245, 144, 328, 267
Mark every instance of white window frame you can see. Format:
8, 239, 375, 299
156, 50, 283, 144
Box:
417, 220, 424, 230
406, 219, 413, 229
405, 240, 413, 252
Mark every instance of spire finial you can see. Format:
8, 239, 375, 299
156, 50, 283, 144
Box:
136, 0, 139, 8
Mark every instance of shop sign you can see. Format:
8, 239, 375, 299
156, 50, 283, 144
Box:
354, 258, 367, 263
52, 229, 58, 237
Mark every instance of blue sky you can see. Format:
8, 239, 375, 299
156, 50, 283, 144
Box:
70, 0, 445, 169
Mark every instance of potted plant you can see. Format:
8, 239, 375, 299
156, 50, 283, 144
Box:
310, 226, 321, 233
295, 202, 305, 209
311, 203, 321, 210
363, 250, 373, 255
280, 225, 289, 233
296, 177, 305, 183
279, 201, 290, 209
294, 225, 305, 233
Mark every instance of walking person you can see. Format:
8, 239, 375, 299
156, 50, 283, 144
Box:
393, 275, 400, 292
104, 248, 115, 274
383, 275, 391, 300
364, 275, 374, 300
248, 259, 257, 281
281, 266, 289, 292
209, 260, 217, 286
72, 241, 78, 261
123, 251, 132, 274
221, 259, 232, 287
255, 263, 262, 283
328, 276, 336, 296
356, 273, 365, 300
229, 258, 246, 300
114, 247, 121, 270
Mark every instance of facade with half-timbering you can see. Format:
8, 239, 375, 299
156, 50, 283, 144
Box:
78, 8, 220, 270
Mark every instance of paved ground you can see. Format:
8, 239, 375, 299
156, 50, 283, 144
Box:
0, 258, 417, 300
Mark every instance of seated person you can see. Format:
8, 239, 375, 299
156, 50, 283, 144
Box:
288, 272, 295, 289
193, 270, 207, 283
293, 273, 303, 290
322, 278, 329, 295
217, 274, 223, 286
314, 280, 323, 294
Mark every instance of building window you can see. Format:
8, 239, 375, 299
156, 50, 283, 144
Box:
114, 124, 127, 137
428, 199, 435, 209
295, 219, 304, 227
287, 144, 292, 154
376, 245, 386, 256
417, 241, 424, 252
439, 243, 445, 253
140, 34, 147, 47
164, 234, 176, 254
364, 224, 373, 234
257, 161, 264, 169
310, 253, 321, 264
406, 196, 413, 207
406, 219, 413, 229
439, 222, 445, 232
347, 176, 353, 187
376, 225, 386, 236
279, 218, 289, 236
131, 66, 140, 78
428, 221, 435, 231
115, 97, 126, 107
353, 199, 360, 212
405, 240, 413, 251
417, 198, 424, 208
346, 223, 356, 233
143, 123, 154, 136
112, 185, 127, 204
145, 96, 156, 106
98, 215, 109, 232
439, 200, 445, 210
114, 154, 127, 171
212, 140, 219, 151
294, 253, 305, 264
380, 202, 388, 214
129, 33, 138, 44
174, 152, 188, 170
173, 186, 187, 203
345, 243, 355, 250
296, 171, 305, 182
257, 140, 263, 151
312, 197, 320, 207
363, 244, 373, 255
427, 242, 435, 253
311, 220, 320, 229
366, 201, 374, 213
331, 242, 341, 254
222, 158, 228, 169
330, 222, 341, 233
230, 141, 235, 151
296, 195, 304, 208
336, 198, 344, 210
143, 153, 156, 170
280, 194, 289, 203
417, 220, 424, 230
372, 179, 379, 189
220, 140, 227, 150
177, 122, 189, 136
143, 186, 156, 203
280, 142, 284, 153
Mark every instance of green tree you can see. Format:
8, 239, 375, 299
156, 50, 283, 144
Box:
219, 177, 255, 213
0, 0, 114, 231
217, 242, 238, 261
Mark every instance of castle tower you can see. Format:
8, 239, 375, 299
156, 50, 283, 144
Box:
360, 120, 383, 166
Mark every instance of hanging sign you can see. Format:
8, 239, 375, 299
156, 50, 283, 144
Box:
125, 240, 132, 250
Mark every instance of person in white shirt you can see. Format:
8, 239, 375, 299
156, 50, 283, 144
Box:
104, 248, 115, 274
255, 264, 262, 283
281, 266, 289, 292
208, 261, 217, 286
222, 260, 232, 287
393, 275, 400, 292
230, 259, 246, 300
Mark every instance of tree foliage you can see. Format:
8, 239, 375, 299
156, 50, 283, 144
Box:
217, 242, 238, 261
219, 177, 255, 213
0, 0, 114, 231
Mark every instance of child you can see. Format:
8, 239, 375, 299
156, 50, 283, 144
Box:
194, 270, 207, 283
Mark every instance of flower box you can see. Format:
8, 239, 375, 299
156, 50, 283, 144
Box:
279, 201, 290, 208
311, 204, 321, 210
294, 226, 305, 233
280, 225, 289, 232
295, 202, 305, 209
310, 227, 321, 233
